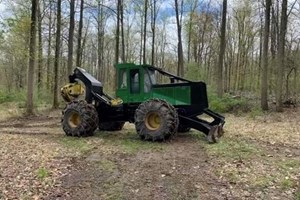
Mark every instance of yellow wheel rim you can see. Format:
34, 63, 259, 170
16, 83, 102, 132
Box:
68, 112, 81, 128
145, 112, 161, 130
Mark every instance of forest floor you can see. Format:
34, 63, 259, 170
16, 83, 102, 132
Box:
0, 105, 299, 200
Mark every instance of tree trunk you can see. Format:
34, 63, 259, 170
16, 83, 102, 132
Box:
115, 0, 120, 64
26, 0, 38, 115
139, 10, 143, 64
37, 2, 43, 90
174, 0, 184, 77
258, 7, 263, 92
143, 0, 148, 64
261, 0, 271, 110
186, 1, 198, 63
53, 0, 61, 109
97, 0, 105, 80
46, 1, 52, 90
120, 0, 125, 63
114, 0, 121, 90
76, 0, 84, 67
67, 0, 75, 75
150, 0, 157, 67
217, 0, 227, 97
276, 0, 288, 112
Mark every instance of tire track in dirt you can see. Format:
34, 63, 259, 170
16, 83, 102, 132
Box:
48, 134, 235, 200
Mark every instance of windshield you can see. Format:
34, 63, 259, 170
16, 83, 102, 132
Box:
144, 68, 156, 93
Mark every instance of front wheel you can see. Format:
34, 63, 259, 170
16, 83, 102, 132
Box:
134, 99, 179, 141
62, 100, 98, 137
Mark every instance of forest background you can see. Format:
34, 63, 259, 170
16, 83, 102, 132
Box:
0, 0, 299, 114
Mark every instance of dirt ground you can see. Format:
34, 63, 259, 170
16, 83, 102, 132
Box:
0, 108, 299, 200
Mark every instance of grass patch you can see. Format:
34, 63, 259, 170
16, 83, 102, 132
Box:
296, 189, 300, 200
98, 159, 116, 173
95, 130, 165, 154
119, 138, 165, 154
278, 159, 300, 172
60, 137, 93, 154
280, 178, 295, 190
189, 131, 207, 141
37, 167, 49, 180
221, 170, 240, 184
205, 137, 260, 160
102, 181, 123, 200
252, 175, 275, 188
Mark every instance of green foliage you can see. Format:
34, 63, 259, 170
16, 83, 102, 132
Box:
0, 88, 56, 108
185, 62, 207, 82
248, 106, 264, 119
208, 93, 250, 113
37, 167, 49, 180
0, 89, 26, 104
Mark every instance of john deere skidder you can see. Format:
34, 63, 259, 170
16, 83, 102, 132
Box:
61, 63, 225, 143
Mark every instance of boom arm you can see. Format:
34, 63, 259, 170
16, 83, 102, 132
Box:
68, 67, 103, 103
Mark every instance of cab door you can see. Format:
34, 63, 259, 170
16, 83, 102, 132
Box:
116, 68, 129, 102
128, 69, 143, 102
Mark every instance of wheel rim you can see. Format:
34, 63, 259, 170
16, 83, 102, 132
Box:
145, 112, 161, 130
68, 112, 81, 128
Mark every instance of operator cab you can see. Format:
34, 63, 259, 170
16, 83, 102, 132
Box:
119, 66, 155, 93
116, 63, 157, 103
115, 63, 208, 108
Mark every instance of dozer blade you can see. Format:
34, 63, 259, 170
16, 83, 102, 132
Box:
207, 124, 224, 144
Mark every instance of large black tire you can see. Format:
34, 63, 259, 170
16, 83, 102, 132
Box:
98, 121, 125, 131
62, 100, 98, 137
134, 99, 179, 141
177, 124, 191, 133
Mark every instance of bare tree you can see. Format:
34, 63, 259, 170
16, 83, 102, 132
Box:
143, 0, 148, 64
174, 0, 184, 77
26, 0, 38, 115
261, 0, 271, 110
53, 0, 61, 109
67, 0, 75, 75
217, 0, 227, 97
186, 0, 198, 63
276, 0, 288, 112
115, 0, 121, 64
150, 0, 158, 66
96, 0, 105, 80
37, 2, 43, 90
46, 0, 53, 90
76, 0, 84, 67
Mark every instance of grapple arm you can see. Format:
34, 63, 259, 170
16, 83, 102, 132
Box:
67, 67, 103, 103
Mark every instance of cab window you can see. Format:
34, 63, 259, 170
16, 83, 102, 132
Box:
144, 69, 156, 93
119, 69, 127, 89
130, 69, 140, 93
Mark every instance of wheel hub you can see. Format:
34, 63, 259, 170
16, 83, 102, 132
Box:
68, 112, 81, 128
145, 112, 161, 130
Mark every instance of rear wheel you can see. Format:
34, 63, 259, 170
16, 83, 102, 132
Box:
134, 99, 179, 141
98, 121, 125, 131
62, 100, 98, 137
